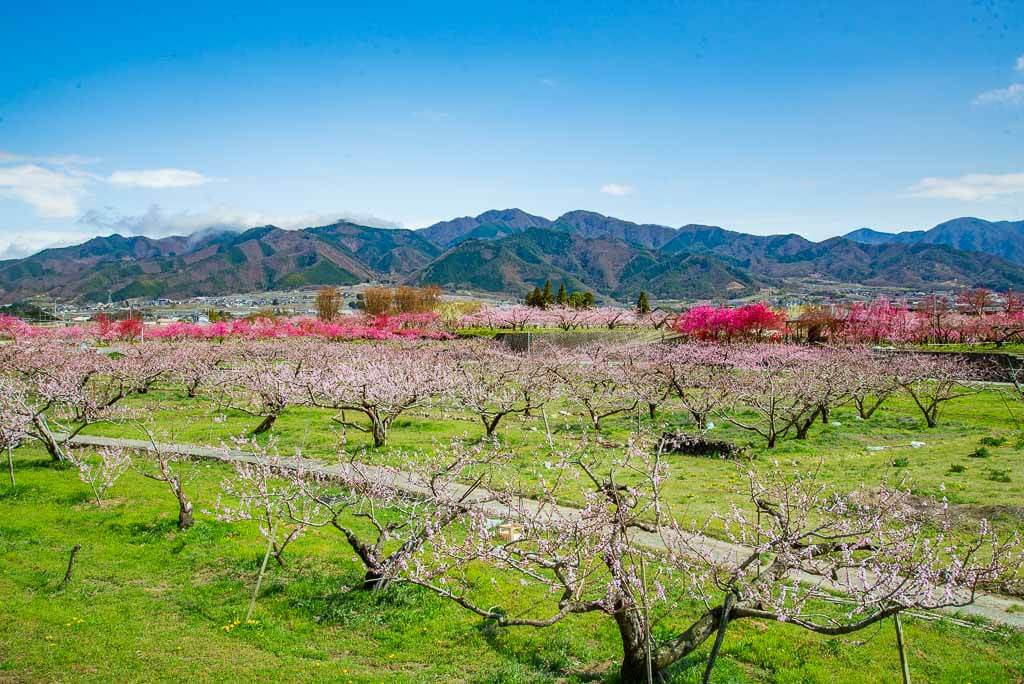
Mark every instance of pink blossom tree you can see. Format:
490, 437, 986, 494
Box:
130, 425, 198, 529
449, 342, 553, 437
70, 446, 131, 505
215, 437, 314, 566
845, 347, 902, 419
655, 343, 738, 429
302, 343, 454, 447
615, 345, 672, 421
725, 345, 828, 447
169, 341, 228, 398
0, 342, 113, 461
406, 439, 1023, 683
545, 343, 639, 432
0, 377, 33, 485
279, 440, 509, 589
215, 342, 307, 435
891, 353, 978, 428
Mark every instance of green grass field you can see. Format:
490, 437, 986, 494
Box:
3, 382, 1024, 681
3, 444, 1024, 683
80, 384, 1024, 538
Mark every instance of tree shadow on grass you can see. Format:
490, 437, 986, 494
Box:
287, 571, 433, 627
17, 457, 74, 471
0, 483, 42, 501
475, 618, 609, 682
56, 490, 92, 506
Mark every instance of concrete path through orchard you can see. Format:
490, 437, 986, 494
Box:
62, 432, 1024, 630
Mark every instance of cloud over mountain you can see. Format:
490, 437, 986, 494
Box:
908, 172, 1024, 201
78, 204, 402, 238
107, 169, 213, 188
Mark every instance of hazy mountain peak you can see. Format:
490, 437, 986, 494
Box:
554, 210, 678, 249
843, 227, 903, 244
844, 217, 1024, 263
475, 208, 549, 225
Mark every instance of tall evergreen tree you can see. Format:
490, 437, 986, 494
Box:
556, 282, 567, 306
542, 280, 553, 307
636, 291, 651, 315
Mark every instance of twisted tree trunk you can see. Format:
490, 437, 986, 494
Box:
613, 604, 652, 684
252, 413, 278, 435
171, 475, 194, 530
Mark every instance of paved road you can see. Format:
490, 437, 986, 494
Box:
64, 432, 1024, 630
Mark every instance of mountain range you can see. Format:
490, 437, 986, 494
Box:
843, 217, 1024, 266
2, 210, 1023, 305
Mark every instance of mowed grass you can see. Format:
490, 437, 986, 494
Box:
2, 445, 1023, 683
81, 383, 1024, 537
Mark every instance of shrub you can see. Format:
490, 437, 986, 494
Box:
659, 432, 747, 460
969, 447, 991, 459
947, 463, 966, 474
987, 468, 1012, 483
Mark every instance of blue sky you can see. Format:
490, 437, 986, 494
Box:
1, 1, 1022, 257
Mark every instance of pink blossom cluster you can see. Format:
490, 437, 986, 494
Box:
673, 298, 1024, 345
458, 305, 648, 330
147, 313, 449, 341
674, 302, 786, 341
818, 299, 1024, 345
0, 314, 33, 340
0, 312, 451, 343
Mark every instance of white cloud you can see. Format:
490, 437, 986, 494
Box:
78, 204, 402, 238
0, 164, 90, 218
600, 183, 634, 196
972, 55, 1024, 105
0, 230, 90, 260
973, 82, 1024, 106
908, 172, 1024, 201
107, 169, 212, 188
0, 151, 101, 167
539, 78, 558, 88
0, 151, 217, 219
0, 239, 38, 260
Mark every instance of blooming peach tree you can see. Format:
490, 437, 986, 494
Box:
404, 437, 1023, 683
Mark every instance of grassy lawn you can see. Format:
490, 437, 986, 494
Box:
79, 384, 1024, 539
2, 444, 1023, 683
917, 342, 1024, 355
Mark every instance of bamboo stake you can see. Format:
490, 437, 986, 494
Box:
894, 613, 911, 684
246, 527, 276, 622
